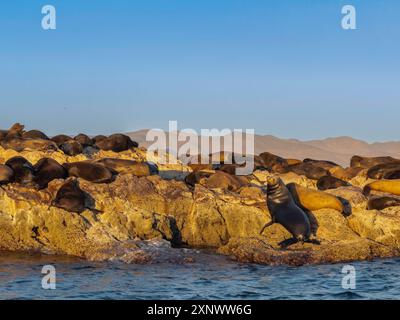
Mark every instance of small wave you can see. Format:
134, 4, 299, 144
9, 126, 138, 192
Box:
331, 291, 365, 300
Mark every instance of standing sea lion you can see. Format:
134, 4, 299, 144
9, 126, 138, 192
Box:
350, 155, 400, 169
63, 161, 115, 183
95, 134, 138, 152
367, 196, 400, 210
317, 175, 350, 190
0, 164, 14, 185
5, 156, 35, 185
363, 180, 400, 196
33, 158, 68, 189
260, 176, 312, 244
94, 158, 158, 176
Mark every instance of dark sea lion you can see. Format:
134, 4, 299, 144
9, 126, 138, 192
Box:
74, 134, 94, 147
260, 176, 312, 244
285, 162, 329, 180
185, 171, 213, 187
259, 152, 288, 172
329, 166, 363, 181
367, 196, 400, 211
52, 178, 98, 214
51, 134, 73, 146
317, 175, 351, 191
0, 130, 8, 140
92, 135, 107, 144
363, 180, 400, 197
0, 164, 14, 185
22, 130, 49, 140
1, 138, 57, 152
63, 161, 114, 183
94, 158, 159, 176
59, 140, 83, 156
4, 123, 24, 138
383, 170, 400, 180
95, 134, 138, 152
350, 155, 400, 169
367, 163, 400, 180
204, 171, 248, 192
287, 183, 350, 216
33, 158, 68, 190
5, 156, 35, 185
303, 158, 339, 170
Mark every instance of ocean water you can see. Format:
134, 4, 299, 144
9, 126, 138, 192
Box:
1, 251, 400, 300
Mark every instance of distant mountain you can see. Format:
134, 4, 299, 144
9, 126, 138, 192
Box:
127, 130, 400, 167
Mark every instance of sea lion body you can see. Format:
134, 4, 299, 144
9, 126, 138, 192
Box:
303, 158, 339, 170
92, 135, 107, 144
367, 196, 400, 210
285, 162, 329, 180
52, 179, 87, 213
22, 130, 49, 140
317, 175, 350, 190
0, 164, 14, 185
204, 171, 248, 192
185, 170, 214, 187
5, 156, 35, 185
33, 158, 67, 189
74, 134, 93, 147
95, 134, 138, 152
363, 180, 400, 196
286, 183, 348, 215
94, 158, 158, 176
350, 155, 400, 169
263, 176, 311, 241
51, 134, 72, 146
259, 152, 288, 172
1, 138, 57, 152
367, 163, 400, 180
329, 166, 363, 181
59, 140, 83, 156
63, 161, 114, 183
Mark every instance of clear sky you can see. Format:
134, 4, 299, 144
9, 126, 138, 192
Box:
0, 0, 399, 141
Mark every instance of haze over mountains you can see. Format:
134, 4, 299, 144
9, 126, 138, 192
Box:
127, 130, 400, 167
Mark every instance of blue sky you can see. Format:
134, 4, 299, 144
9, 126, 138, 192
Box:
0, 0, 399, 141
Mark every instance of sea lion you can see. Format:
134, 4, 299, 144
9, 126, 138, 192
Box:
286, 159, 302, 166
0, 130, 8, 140
329, 166, 364, 181
51, 178, 98, 214
204, 171, 249, 192
4, 123, 24, 138
303, 158, 339, 170
94, 158, 159, 176
59, 140, 83, 156
1, 137, 58, 152
5, 156, 35, 185
92, 135, 107, 144
367, 163, 400, 180
63, 161, 115, 183
285, 162, 329, 180
350, 155, 400, 169
185, 170, 214, 187
363, 180, 400, 197
382, 170, 400, 180
33, 158, 68, 190
259, 152, 288, 172
74, 134, 94, 147
260, 176, 312, 244
51, 134, 73, 146
367, 196, 400, 210
286, 183, 350, 216
22, 130, 49, 140
0, 164, 14, 185
317, 175, 351, 190
95, 134, 138, 152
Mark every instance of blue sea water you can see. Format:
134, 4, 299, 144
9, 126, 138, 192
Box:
1, 251, 400, 300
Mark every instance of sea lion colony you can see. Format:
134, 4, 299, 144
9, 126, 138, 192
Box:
2, 123, 400, 247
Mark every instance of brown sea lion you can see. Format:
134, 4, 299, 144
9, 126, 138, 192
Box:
383, 170, 400, 180
185, 170, 214, 187
63, 161, 115, 183
51, 178, 98, 214
94, 158, 159, 176
350, 155, 400, 169
74, 134, 94, 147
287, 183, 350, 216
92, 135, 107, 144
95, 134, 138, 152
363, 180, 400, 197
1, 138, 58, 152
204, 171, 248, 192
51, 134, 73, 146
59, 140, 83, 156
317, 175, 351, 191
286, 159, 302, 166
303, 158, 340, 170
0, 164, 14, 185
22, 130, 49, 140
260, 176, 313, 245
5, 156, 35, 185
367, 196, 400, 210
367, 163, 400, 180
0, 130, 8, 140
285, 162, 329, 180
33, 158, 68, 190
259, 152, 288, 172
4, 123, 25, 138
329, 166, 364, 181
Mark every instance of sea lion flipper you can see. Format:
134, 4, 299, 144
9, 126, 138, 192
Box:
260, 220, 274, 235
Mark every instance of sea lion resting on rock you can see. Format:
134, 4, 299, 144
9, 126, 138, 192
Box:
363, 180, 400, 197
5, 156, 35, 185
317, 175, 351, 191
59, 140, 83, 156
185, 170, 214, 187
367, 163, 400, 180
51, 178, 99, 214
303, 158, 339, 170
204, 171, 249, 192
0, 164, 14, 185
22, 130, 49, 140
95, 134, 138, 152
74, 134, 94, 147
63, 161, 115, 184
94, 158, 159, 176
287, 183, 351, 216
367, 196, 400, 211
284, 162, 329, 180
33, 158, 68, 190
1, 137, 57, 152
51, 134, 72, 146
350, 155, 400, 169
259, 152, 288, 172
329, 166, 364, 181
260, 176, 315, 246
